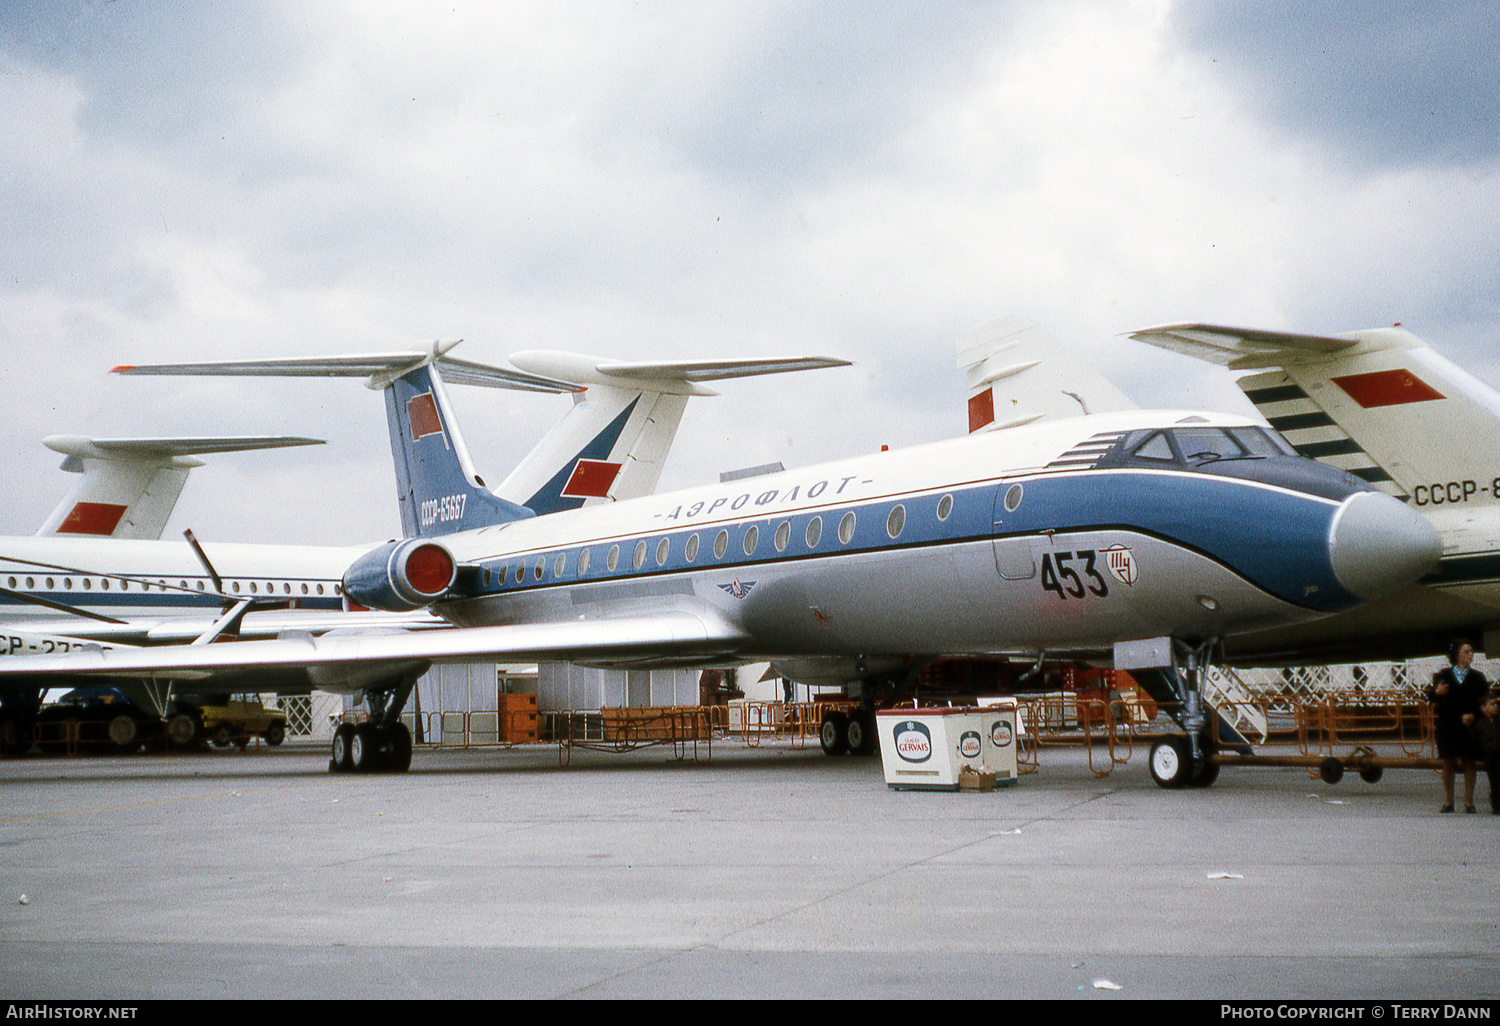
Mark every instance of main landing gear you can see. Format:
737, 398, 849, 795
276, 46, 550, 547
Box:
330, 677, 417, 774
819, 672, 909, 757
819, 708, 879, 756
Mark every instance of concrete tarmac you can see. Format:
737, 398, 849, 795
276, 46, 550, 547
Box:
1, 738, 1496, 1001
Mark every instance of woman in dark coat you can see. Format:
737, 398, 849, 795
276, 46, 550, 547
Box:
1426, 640, 1488, 813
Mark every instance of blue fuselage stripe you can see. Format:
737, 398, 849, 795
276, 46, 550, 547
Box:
459, 470, 1351, 612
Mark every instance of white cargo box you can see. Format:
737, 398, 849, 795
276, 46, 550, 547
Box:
877, 708, 996, 791
974, 699, 1020, 784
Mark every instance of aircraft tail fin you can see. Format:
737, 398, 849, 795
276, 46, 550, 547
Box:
496, 352, 849, 514
36, 435, 324, 540
383, 361, 539, 535
112, 341, 578, 538
1129, 323, 1500, 508
958, 316, 1136, 433
111, 343, 849, 529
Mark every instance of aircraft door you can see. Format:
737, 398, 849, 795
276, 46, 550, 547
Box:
992, 482, 1036, 580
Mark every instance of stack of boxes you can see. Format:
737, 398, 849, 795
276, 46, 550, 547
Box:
498, 693, 538, 744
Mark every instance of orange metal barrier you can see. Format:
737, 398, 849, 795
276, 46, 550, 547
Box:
1012, 695, 1132, 777
731, 701, 820, 746
553, 706, 713, 764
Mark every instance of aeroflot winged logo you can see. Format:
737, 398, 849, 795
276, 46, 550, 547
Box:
894, 721, 933, 763
718, 579, 757, 599
406, 392, 447, 445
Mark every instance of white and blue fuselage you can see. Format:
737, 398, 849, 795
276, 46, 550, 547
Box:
347, 374, 1441, 686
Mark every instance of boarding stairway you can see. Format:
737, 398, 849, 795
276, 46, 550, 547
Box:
1128, 667, 1261, 751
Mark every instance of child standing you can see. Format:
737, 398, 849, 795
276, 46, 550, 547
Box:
1475, 695, 1500, 815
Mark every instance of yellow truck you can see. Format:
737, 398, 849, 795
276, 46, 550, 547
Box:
198, 695, 287, 748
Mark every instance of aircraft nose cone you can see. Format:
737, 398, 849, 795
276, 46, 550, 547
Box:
1329, 491, 1441, 600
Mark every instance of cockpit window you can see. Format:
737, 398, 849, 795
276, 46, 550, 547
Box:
1228, 427, 1288, 457
1173, 428, 1249, 465
1111, 426, 1289, 469
1132, 432, 1175, 461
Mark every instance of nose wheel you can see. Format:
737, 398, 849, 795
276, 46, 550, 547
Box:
1149, 736, 1220, 789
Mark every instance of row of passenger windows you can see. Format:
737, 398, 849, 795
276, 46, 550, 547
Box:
3, 575, 338, 597
486, 494, 955, 588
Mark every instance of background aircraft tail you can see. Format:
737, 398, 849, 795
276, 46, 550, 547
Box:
496, 351, 849, 514
1129, 323, 1500, 508
958, 316, 1136, 433
37, 435, 324, 540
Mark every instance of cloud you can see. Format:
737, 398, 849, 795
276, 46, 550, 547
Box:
0, 0, 1496, 544
1171, 1, 1500, 170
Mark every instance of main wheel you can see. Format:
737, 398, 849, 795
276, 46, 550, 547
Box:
330, 723, 355, 772
846, 712, 877, 756
820, 712, 849, 756
1149, 737, 1193, 789
349, 724, 382, 773
387, 723, 412, 773
1187, 758, 1220, 788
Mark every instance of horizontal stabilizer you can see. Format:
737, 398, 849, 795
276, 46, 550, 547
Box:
112, 342, 580, 395
510, 352, 850, 397
44, 435, 324, 462
1127, 323, 1360, 369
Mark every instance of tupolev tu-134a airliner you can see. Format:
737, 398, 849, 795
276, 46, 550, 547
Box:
0, 339, 1441, 778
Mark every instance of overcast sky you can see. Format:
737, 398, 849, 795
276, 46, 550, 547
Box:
2, 0, 1497, 547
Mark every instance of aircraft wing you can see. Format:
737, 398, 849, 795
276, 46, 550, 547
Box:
0, 608, 751, 691
1127, 323, 1360, 369
4, 608, 450, 646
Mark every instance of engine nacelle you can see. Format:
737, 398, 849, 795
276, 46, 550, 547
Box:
342, 539, 457, 612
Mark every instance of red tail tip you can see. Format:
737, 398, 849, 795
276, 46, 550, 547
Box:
109, 364, 135, 374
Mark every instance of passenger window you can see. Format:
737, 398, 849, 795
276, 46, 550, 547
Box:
714, 530, 729, 559
578, 549, 591, 576
886, 505, 905, 539
743, 526, 759, 556
685, 534, 700, 562
805, 516, 823, 547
